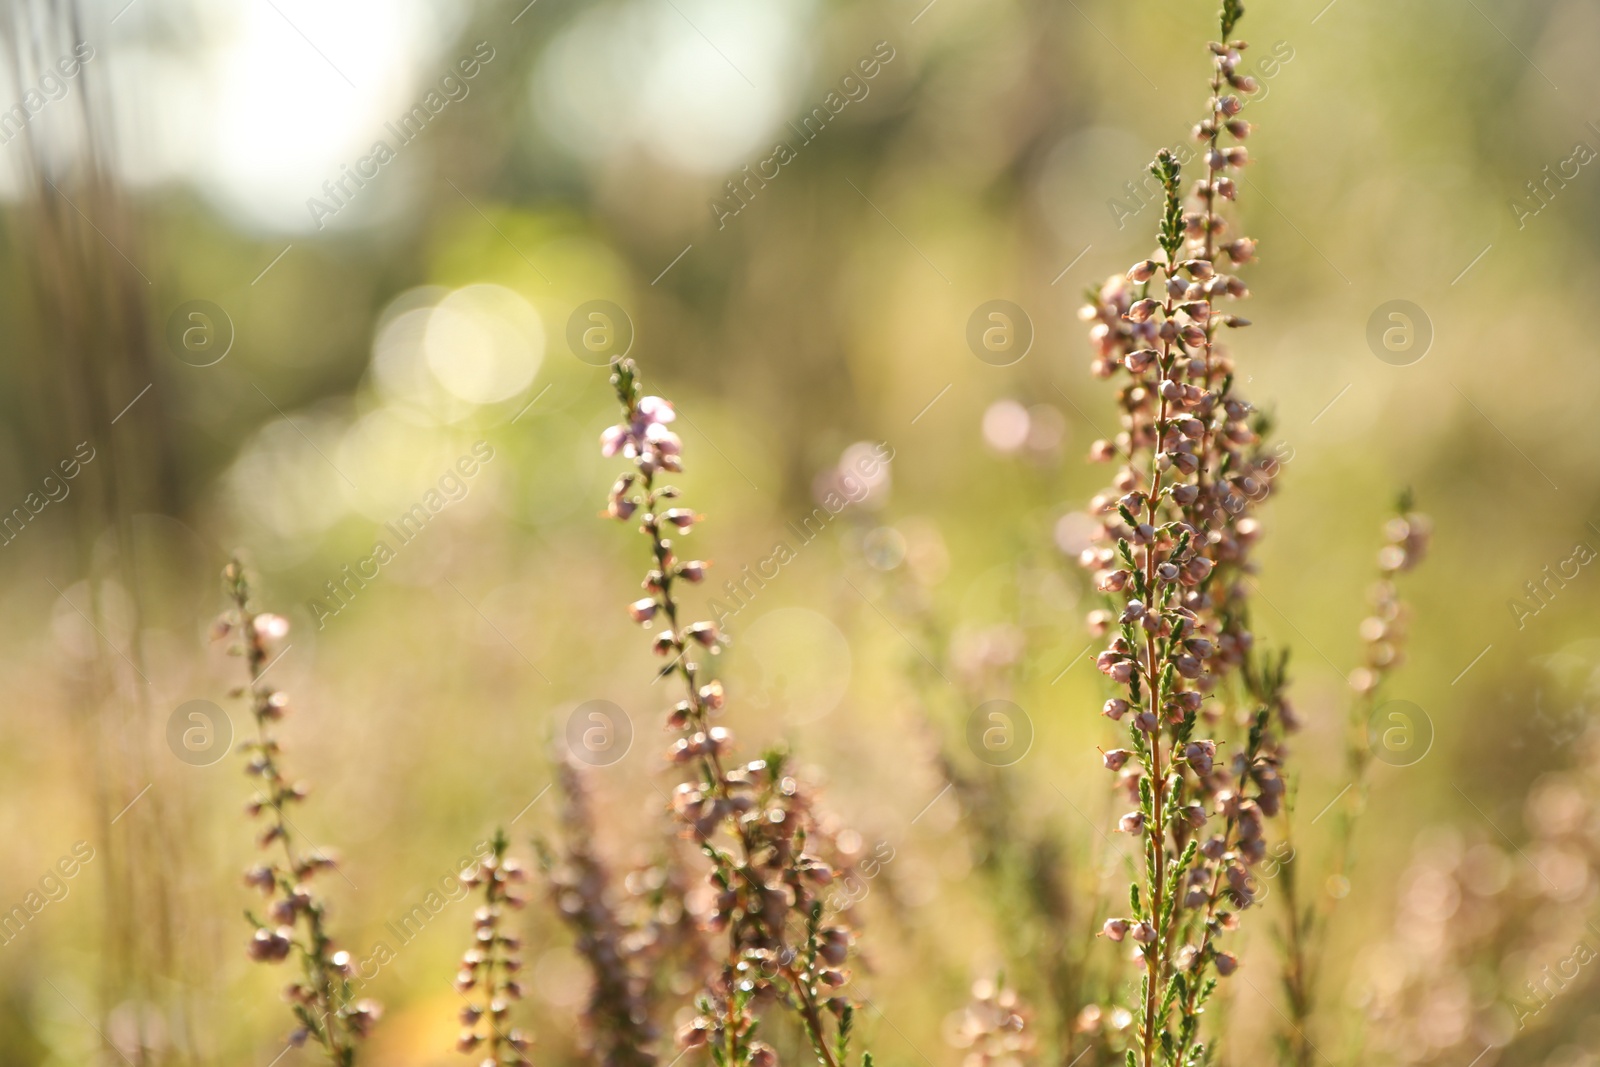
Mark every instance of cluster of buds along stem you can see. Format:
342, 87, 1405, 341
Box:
534, 762, 659, 1067
218, 559, 380, 1062
1351, 504, 1432, 696
455, 829, 533, 1066
1275, 504, 1431, 1067
1074, 5, 1296, 1066
601, 359, 868, 1067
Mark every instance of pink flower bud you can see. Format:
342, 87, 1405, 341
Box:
638, 396, 676, 424
628, 598, 658, 624
1102, 748, 1132, 771
247, 927, 293, 963
677, 1021, 712, 1049
1102, 918, 1130, 941
1095, 570, 1130, 593
600, 424, 628, 457
1126, 299, 1160, 323
684, 622, 719, 647
1118, 811, 1146, 833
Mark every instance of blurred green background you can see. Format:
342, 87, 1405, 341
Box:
2, 0, 1599, 1063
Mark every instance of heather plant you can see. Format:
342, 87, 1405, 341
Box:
218, 559, 381, 1063
881, 564, 1102, 1066
601, 357, 870, 1067
1275, 504, 1430, 1067
454, 829, 534, 1065
534, 761, 660, 1067
1075, 4, 1295, 1065
1357, 722, 1600, 1065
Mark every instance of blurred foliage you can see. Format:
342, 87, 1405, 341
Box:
0, 0, 1599, 1064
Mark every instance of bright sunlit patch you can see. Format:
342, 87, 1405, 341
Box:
533, 0, 810, 175
370, 288, 474, 426
336, 407, 466, 525
423, 285, 544, 405
194, 0, 452, 232
228, 406, 352, 541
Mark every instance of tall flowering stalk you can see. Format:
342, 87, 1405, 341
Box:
1276, 504, 1429, 1066
535, 761, 659, 1067
219, 559, 380, 1062
600, 358, 868, 1067
1076, 5, 1289, 1066
454, 830, 533, 1066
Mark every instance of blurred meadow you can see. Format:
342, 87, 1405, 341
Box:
2, 0, 1600, 1064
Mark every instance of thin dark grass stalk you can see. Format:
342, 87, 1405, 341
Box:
5, 2, 187, 1058
1275, 504, 1429, 1066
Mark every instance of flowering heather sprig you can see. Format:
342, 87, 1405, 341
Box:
1076, 7, 1286, 1067
454, 829, 533, 1065
218, 559, 379, 1063
600, 358, 868, 1067
1349, 503, 1431, 702
1276, 503, 1430, 1067
535, 761, 657, 1067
